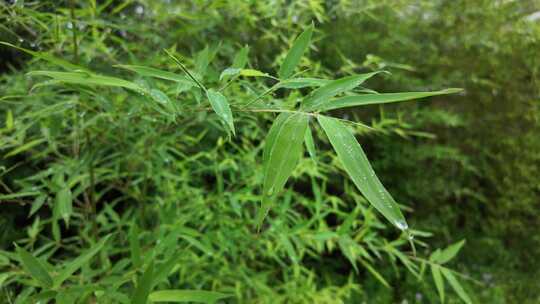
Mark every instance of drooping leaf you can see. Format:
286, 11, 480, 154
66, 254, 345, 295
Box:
53, 235, 111, 288
441, 268, 472, 304
431, 265, 445, 303
278, 24, 314, 79
315, 88, 463, 111
132, 261, 155, 304
149, 290, 232, 303
317, 115, 408, 230
206, 89, 235, 135
436, 240, 466, 264
114, 65, 194, 85
257, 113, 309, 228
304, 126, 317, 159
16, 246, 53, 288
302, 72, 383, 111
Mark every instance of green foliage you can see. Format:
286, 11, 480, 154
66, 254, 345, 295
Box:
1, 0, 538, 303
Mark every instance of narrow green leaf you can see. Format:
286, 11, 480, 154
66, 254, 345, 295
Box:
28, 71, 144, 92
430, 248, 442, 262
4, 138, 46, 158
304, 126, 317, 159
149, 290, 232, 303
278, 24, 314, 79
441, 268, 472, 304
53, 235, 111, 287
279, 234, 299, 263
437, 240, 466, 264
132, 261, 155, 304
317, 115, 408, 230
338, 236, 359, 272
232, 45, 249, 69
277, 77, 330, 89
431, 265, 445, 303
206, 89, 235, 135
114, 65, 194, 85
29, 195, 47, 217
239, 69, 271, 78
0, 41, 86, 71
257, 113, 309, 228
0, 192, 40, 200
360, 259, 390, 289
129, 224, 142, 268
56, 187, 72, 226
195, 45, 217, 78
219, 46, 250, 81
6, 109, 13, 130
303, 72, 383, 111
16, 246, 53, 288
316, 88, 463, 111
219, 68, 240, 81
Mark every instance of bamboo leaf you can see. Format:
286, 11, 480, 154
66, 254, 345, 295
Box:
277, 77, 330, 89
16, 246, 53, 288
360, 259, 390, 289
114, 65, 194, 85
129, 224, 142, 268
219, 68, 240, 80
149, 290, 232, 303
278, 24, 314, 79
6, 109, 13, 131
206, 89, 235, 135
304, 126, 317, 159
437, 240, 466, 264
55, 187, 72, 226
257, 113, 309, 228
28, 71, 144, 92
53, 235, 111, 288
239, 69, 271, 78
317, 115, 408, 230
302, 72, 383, 111
0, 41, 86, 71
132, 261, 155, 304
232, 45, 249, 69
4, 138, 46, 158
316, 88, 463, 111
431, 265, 445, 303
441, 268, 472, 304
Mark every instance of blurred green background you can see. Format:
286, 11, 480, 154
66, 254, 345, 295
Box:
1, 0, 539, 303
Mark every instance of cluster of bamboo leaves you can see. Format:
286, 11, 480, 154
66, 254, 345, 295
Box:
0, 3, 474, 302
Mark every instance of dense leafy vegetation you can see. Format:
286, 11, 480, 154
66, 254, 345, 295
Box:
1, 1, 538, 303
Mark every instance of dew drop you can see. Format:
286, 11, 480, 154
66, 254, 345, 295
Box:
135, 5, 144, 15
394, 220, 408, 231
